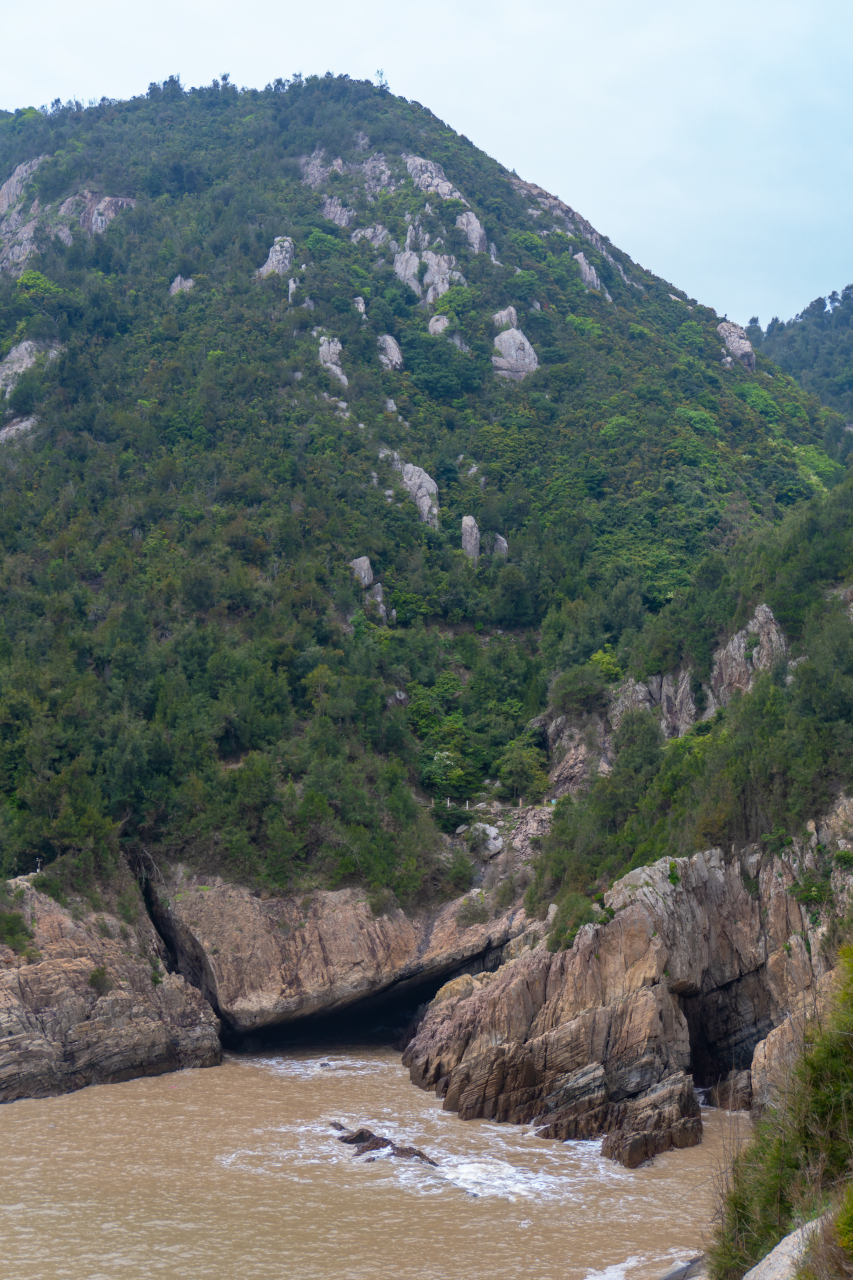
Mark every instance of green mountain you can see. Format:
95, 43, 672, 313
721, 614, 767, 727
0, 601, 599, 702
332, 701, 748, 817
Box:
1, 74, 851, 916
748, 287, 853, 419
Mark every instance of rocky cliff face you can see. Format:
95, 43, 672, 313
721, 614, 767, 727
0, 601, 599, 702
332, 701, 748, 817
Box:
0, 878, 220, 1102
0, 160, 136, 275
543, 604, 790, 797
146, 872, 534, 1037
403, 831, 842, 1166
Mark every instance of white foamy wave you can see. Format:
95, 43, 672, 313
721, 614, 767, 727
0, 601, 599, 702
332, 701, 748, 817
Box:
236, 1053, 390, 1081
583, 1257, 647, 1280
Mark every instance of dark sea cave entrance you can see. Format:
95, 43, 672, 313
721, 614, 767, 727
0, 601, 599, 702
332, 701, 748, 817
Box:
229, 969, 454, 1055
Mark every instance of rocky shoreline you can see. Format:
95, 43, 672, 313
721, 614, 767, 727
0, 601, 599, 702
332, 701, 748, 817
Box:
2, 787, 849, 1173
0, 877, 220, 1102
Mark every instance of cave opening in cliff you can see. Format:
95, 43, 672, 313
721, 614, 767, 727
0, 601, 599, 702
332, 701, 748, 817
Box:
681, 980, 774, 1093
227, 970, 457, 1054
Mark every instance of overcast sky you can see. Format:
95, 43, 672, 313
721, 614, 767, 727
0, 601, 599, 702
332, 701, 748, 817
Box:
4, 0, 851, 326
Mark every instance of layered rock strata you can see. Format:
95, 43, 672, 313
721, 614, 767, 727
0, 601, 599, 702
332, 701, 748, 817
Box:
0, 878, 220, 1102
148, 875, 532, 1036
403, 843, 834, 1166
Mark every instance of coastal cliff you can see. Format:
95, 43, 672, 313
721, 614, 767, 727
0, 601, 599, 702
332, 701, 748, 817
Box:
0, 878, 220, 1102
144, 871, 535, 1037
403, 826, 843, 1166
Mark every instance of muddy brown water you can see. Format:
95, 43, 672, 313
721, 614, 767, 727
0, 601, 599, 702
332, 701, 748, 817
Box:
0, 1048, 747, 1280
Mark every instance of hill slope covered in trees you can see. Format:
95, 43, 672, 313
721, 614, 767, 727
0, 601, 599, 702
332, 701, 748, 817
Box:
748, 288, 853, 419
1, 73, 852, 919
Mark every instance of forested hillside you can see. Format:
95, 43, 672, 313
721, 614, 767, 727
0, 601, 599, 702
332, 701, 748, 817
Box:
1, 73, 851, 918
748, 289, 853, 418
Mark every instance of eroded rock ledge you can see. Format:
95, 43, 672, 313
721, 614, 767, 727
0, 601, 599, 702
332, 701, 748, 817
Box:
403, 841, 837, 1167
0, 879, 220, 1102
147, 875, 534, 1037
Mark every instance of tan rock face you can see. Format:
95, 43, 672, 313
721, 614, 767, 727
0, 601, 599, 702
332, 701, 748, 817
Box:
750, 969, 835, 1115
540, 604, 791, 798
150, 877, 531, 1036
0, 879, 220, 1102
403, 843, 837, 1166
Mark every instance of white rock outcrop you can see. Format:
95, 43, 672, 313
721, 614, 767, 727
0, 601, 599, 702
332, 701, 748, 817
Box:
349, 556, 373, 587
380, 450, 439, 527
471, 823, 503, 858
351, 223, 389, 247
85, 194, 136, 235
492, 306, 518, 329
402, 155, 467, 202
461, 515, 480, 563
510, 174, 641, 291
318, 336, 348, 387
456, 211, 487, 254
609, 604, 788, 742
255, 236, 295, 278
708, 603, 787, 709
392, 249, 421, 294
400, 463, 439, 526
377, 334, 403, 370
354, 296, 366, 315
1, 183, 136, 275
366, 582, 388, 623
0, 415, 38, 445
0, 340, 61, 398
574, 251, 608, 295
718, 320, 756, 372
393, 248, 465, 304
492, 328, 539, 380
0, 157, 47, 215
322, 196, 356, 228
169, 275, 194, 295
404, 220, 431, 252
428, 315, 450, 335
494, 534, 509, 556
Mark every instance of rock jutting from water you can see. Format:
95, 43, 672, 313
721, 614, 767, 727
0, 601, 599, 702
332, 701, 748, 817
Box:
332, 1123, 438, 1165
403, 832, 839, 1167
0, 878, 220, 1102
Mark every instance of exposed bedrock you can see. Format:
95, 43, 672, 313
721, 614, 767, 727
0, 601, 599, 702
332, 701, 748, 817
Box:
539, 603, 790, 799
146, 873, 534, 1038
403, 843, 836, 1166
0, 878, 220, 1103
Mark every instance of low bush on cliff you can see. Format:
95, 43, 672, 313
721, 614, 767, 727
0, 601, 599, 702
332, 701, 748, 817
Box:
707, 948, 853, 1280
0, 906, 33, 953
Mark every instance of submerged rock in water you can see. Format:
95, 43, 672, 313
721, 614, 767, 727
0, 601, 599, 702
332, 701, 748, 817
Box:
335, 1124, 438, 1165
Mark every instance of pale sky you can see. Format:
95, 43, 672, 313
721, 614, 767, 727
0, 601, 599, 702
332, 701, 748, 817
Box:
4, 0, 852, 326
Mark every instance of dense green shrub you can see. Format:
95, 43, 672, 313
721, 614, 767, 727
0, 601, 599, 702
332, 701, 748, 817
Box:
708, 948, 853, 1280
